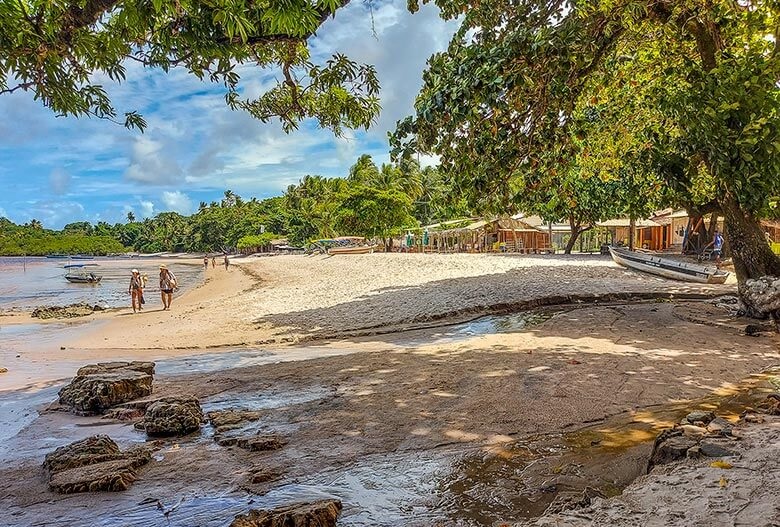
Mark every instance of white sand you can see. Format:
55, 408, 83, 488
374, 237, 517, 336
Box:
65, 253, 735, 350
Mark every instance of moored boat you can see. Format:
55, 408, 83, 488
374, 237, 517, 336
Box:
609, 247, 728, 284
64, 264, 102, 284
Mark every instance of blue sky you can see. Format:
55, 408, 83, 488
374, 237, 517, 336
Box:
0, 1, 456, 229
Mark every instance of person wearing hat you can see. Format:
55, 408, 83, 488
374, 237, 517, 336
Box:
128, 269, 144, 314
159, 264, 177, 310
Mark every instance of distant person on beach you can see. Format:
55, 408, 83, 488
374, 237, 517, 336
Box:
159, 264, 177, 310
224, 254, 229, 271
212, 256, 216, 268
203, 255, 209, 270
704, 230, 724, 267
128, 269, 143, 314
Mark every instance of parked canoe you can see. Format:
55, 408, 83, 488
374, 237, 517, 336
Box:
609, 247, 729, 284
328, 245, 376, 255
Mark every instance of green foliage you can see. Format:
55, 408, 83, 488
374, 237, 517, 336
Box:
395, 0, 780, 274
334, 185, 416, 240
0, 0, 379, 133
236, 232, 279, 250
0, 219, 126, 255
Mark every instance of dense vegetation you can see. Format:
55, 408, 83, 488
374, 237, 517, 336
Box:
0, 218, 126, 256
0, 156, 467, 255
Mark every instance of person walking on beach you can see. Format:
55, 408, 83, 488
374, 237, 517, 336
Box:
224, 253, 230, 271
203, 255, 209, 270
212, 256, 216, 268
159, 264, 177, 310
128, 269, 143, 314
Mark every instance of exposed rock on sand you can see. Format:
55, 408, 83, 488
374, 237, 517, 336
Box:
208, 409, 264, 430
230, 499, 342, 527
647, 414, 739, 472
742, 275, 780, 315
43, 435, 152, 494
76, 361, 155, 376
31, 303, 105, 319
58, 362, 154, 415
518, 416, 780, 526
139, 395, 203, 437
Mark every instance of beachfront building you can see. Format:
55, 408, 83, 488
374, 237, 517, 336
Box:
411, 217, 553, 253
595, 218, 665, 249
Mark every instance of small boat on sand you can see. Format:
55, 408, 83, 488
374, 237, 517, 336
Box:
609, 247, 729, 284
310, 237, 376, 255
64, 264, 102, 284
328, 245, 375, 255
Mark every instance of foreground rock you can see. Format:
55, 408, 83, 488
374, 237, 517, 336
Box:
43, 435, 151, 494
138, 395, 203, 437
647, 411, 739, 472
517, 416, 780, 526
218, 434, 287, 452
741, 276, 780, 316
31, 303, 106, 319
58, 362, 155, 415
230, 499, 342, 527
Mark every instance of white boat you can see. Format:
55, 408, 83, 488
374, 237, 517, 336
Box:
328, 245, 376, 255
64, 264, 102, 284
609, 247, 729, 284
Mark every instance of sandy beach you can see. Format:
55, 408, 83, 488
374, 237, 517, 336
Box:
2, 252, 778, 526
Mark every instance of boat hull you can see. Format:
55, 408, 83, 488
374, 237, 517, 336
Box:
609, 247, 728, 284
327, 246, 375, 255
65, 276, 102, 284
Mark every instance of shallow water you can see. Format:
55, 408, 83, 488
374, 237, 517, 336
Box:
0, 257, 202, 310
4, 367, 778, 527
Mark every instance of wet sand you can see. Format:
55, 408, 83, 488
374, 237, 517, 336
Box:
1, 301, 778, 526
1, 254, 778, 525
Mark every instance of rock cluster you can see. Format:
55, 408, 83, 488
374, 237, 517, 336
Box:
741, 276, 780, 315
230, 499, 342, 527
138, 395, 204, 437
31, 303, 105, 319
648, 410, 737, 472
43, 435, 151, 494
58, 362, 154, 415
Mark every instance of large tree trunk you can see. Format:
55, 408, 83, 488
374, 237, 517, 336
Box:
721, 194, 780, 283
628, 217, 636, 251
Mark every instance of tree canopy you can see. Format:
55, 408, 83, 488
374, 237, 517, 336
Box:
394, 0, 780, 283
0, 0, 379, 133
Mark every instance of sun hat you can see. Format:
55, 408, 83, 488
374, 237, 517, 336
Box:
131, 269, 139, 274
159, 264, 167, 269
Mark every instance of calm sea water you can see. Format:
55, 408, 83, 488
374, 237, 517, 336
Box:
0, 257, 204, 309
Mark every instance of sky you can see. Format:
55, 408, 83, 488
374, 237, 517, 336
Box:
0, 1, 457, 229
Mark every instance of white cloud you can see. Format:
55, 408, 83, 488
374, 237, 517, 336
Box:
50, 168, 71, 195
125, 136, 183, 185
161, 191, 194, 215
0, 207, 7, 219
139, 200, 155, 218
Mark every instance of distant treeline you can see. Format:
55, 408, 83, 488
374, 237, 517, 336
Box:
0, 156, 469, 255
